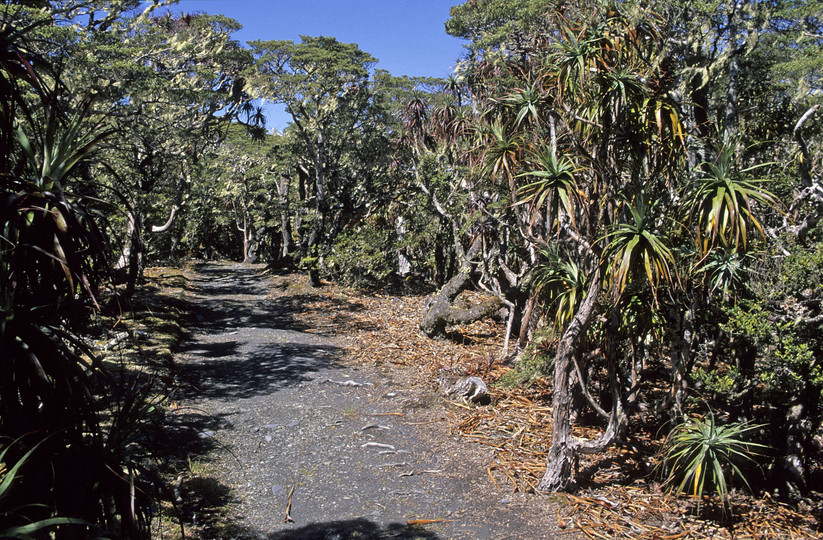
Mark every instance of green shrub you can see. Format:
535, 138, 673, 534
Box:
660, 411, 765, 514
326, 220, 398, 287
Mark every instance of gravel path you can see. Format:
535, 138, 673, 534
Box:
171, 262, 574, 540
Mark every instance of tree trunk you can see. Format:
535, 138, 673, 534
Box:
538, 265, 603, 492
123, 212, 144, 301
420, 236, 501, 337
396, 216, 412, 276
277, 174, 293, 262
667, 293, 696, 422
517, 296, 537, 349
306, 130, 327, 287
789, 105, 822, 241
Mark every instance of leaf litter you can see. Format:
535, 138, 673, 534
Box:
283, 275, 821, 539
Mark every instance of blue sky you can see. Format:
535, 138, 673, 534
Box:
160, 0, 469, 130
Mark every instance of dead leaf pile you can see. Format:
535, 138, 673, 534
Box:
560, 487, 820, 539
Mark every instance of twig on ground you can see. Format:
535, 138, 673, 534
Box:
361, 442, 396, 451
284, 485, 295, 524
323, 378, 373, 387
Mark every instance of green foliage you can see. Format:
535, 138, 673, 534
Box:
694, 248, 751, 302
759, 330, 818, 401
501, 328, 558, 383
326, 219, 398, 287
721, 296, 823, 406
686, 144, 781, 254
661, 412, 765, 513
445, 0, 555, 62
692, 365, 739, 396
0, 4, 196, 536
764, 241, 823, 299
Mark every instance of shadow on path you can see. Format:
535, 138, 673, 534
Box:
168, 262, 438, 539
266, 518, 442, 539
175, 262, 346, 401
177, 341, 343, 400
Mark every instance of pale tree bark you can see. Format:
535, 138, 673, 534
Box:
787, 105, 822, 241
420, 236, 503, 337
150, 204, 180, 233
308, 129, 327, 287
396, 216, 412, 276
538, 265, 623, 492
274, 173, 293, 263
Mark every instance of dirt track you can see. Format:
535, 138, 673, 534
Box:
168, 262, 574, 539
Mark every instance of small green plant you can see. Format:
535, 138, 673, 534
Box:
692, 365, 738, 396
660, 411, 765, 514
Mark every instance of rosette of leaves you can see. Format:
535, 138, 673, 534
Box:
660, 411, 766, 514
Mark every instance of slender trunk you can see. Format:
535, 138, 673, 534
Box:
308, 130, 326, 287
517, 296, 537, 349
789, 105, 822, 240
667, 293, 696, 421
723, 53, 740, 144
396, 216, 411, 276
124, 212, 144, 301
276, 174, 293, 262
241, 212, 250, 262
628, 336, 642, 404
538, 265, 603, 492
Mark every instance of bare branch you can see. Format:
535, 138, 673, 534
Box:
150, 204, 179, 233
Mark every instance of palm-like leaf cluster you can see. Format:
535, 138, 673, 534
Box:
662, 412, 765, 514
694, 248, 750, 302
517, 149, 579, 230
687, 145, 780, 254
602, 196, 676, 300
530, 249, 587, 333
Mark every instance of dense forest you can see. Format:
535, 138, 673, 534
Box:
1, 0, 822, 537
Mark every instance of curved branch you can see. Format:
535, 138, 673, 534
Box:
795, 104, 820, 187
150, 204, 179, 233
572, 350, 610, 420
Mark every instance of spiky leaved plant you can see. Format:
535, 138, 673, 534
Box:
661, 411, 766, 515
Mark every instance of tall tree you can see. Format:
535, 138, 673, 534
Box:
250, 36, 391, 284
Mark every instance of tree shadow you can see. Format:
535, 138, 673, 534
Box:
175, 262, 351, 400
265, 518, 443, 539
184, 263, 373, 334
175, 341, 344, 400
